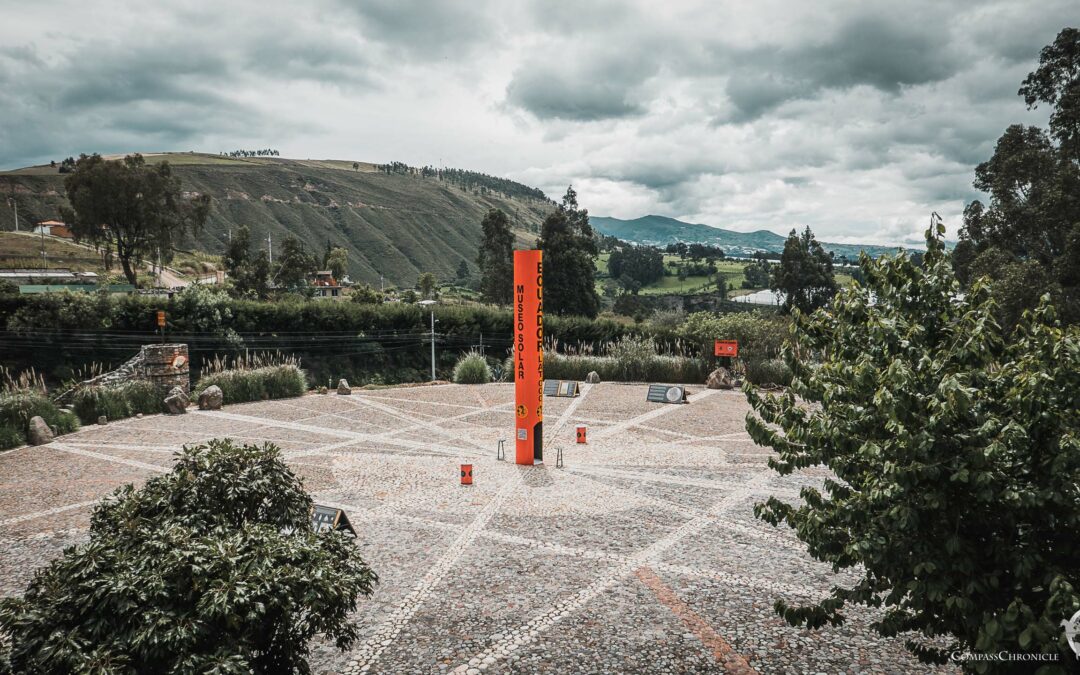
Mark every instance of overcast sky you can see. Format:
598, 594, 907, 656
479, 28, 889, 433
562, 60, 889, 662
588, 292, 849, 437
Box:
0, 1, 1074, 245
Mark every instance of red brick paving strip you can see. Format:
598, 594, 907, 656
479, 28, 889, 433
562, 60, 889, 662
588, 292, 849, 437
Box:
635, 566, 759, 675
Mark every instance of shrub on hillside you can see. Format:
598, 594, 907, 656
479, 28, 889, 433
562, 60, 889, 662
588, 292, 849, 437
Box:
71, 381, 162, 424
746, 224, 1080, 665
0, 391, 79, 449
452, 351, 492, 384
0, 439, 377, 672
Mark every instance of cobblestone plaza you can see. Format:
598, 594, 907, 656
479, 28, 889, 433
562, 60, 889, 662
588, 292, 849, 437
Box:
0, 383, 955, 674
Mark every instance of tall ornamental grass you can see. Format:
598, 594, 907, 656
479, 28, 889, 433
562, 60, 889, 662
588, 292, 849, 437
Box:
452, 351, 492, 384
0, 391, 79, 449
71, 381, 163, 424
194, 353, 307, 404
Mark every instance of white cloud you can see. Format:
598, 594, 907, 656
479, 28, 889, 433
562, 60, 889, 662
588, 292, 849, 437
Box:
0, 0, 1074, 245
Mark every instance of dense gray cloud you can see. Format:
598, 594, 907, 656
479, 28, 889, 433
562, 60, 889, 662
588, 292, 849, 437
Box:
0, 0, 1075, 245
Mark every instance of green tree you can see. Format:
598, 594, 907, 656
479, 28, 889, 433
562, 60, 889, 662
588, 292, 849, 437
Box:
350, 284, 383, 304
456, 259, 470, 284
325, 246, 348, 282
746, 221, 1080, 668
608, 245, 664, 287
275, 237, 317, 290
955, 28, 1080, 326
771, 226, 837, 314
60, 154, 209, 286
742, 259, 771, 288
476, 208, 514, 304
0, 439, 377, 673
536, 186, 600, 318
224, 225, 271, 299
418, 272, 437, 300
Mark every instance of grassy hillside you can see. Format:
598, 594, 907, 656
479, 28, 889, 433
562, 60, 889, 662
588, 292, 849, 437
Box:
0, 231, 106, 272
0, 153, 552, 287
591, 214, 916, 259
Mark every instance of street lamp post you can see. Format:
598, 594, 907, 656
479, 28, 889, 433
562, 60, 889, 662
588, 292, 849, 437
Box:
418, 300, 438, 381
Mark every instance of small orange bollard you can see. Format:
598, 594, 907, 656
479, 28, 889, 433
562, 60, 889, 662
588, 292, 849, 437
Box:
460, 464, 473, 485
576, 425, 587, 444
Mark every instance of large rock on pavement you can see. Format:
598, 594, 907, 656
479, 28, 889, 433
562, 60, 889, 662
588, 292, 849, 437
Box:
27, 416, 54, 445
585, 371, 601, 384
164, 385, 190, 414
337, 379, 352, 395
198, 385, 224, 410
706, 367, 734, 390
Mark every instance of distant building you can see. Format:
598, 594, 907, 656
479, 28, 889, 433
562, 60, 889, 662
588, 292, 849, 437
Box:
0, 268, 98, 284
32, 220, 74, 238
311, 270, 343, 300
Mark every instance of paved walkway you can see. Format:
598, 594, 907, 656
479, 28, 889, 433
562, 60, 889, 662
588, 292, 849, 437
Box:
0, 383, 954, 674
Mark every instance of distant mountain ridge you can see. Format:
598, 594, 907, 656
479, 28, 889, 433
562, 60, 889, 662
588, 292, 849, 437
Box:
590, 214, 915, 259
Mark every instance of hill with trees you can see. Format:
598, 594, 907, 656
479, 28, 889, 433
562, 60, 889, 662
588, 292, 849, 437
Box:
590, 214, 916, 260
0, 153, 551, 287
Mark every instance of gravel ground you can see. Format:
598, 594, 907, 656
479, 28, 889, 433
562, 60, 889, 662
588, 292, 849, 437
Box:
0, 382, 956, 674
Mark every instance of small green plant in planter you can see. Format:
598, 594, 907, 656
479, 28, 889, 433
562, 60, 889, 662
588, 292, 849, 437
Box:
0, 439, 377, 672
452, 351, 492, 384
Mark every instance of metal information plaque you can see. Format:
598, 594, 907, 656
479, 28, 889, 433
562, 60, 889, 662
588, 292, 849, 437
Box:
646, 384, 687, 404
544, 380, 580, 398
311, 504, 356, 536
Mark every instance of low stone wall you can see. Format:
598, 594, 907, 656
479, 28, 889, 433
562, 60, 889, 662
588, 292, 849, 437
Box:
64, 344, 190, 399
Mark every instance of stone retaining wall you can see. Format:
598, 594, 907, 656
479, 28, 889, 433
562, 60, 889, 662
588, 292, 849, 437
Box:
65, 344, 190, 398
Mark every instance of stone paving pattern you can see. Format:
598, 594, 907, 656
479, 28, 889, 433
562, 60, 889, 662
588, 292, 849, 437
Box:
0, 383, 957, 674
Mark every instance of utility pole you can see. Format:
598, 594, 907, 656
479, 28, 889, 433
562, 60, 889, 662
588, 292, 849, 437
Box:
39, 219, 46, 270
430, 310, 436, 381
267, 234, 272, 264
12, 199, 18, 232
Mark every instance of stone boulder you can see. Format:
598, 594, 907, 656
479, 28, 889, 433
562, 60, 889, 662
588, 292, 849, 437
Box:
97, 416, 107, 425
164, 386, 190, 415
706, 367, 734, 390
198, 385, 224, 410
27, 416, 54, 446
337, 379, 352, 395
585, 371, 601, 384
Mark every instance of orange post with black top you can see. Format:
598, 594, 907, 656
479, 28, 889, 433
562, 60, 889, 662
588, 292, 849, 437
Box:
514, 250, 543, 465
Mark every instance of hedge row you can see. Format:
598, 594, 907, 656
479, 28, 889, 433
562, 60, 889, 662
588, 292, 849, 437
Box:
544, 352, 711, 384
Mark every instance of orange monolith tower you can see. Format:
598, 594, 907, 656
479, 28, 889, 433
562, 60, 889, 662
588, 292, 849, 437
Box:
514, 250, 543, 465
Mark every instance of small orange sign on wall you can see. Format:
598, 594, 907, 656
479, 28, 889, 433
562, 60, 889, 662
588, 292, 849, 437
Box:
714, 340, 738, 357
156, 310, 166, 328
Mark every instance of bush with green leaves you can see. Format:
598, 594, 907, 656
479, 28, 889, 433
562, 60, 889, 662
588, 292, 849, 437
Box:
452, 351, 492, 384
0, 391, 79, 449
679, 310, 789, 362
742, 358, 792, 387
746, 223, 1080, 669
0, 439, 377, 673
71, 381, 162, 424
194, 364, 307, 404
